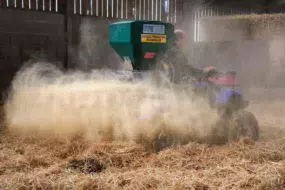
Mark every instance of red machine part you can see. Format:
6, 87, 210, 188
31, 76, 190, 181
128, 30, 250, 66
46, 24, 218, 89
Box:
144, 52, 156, 59
208, 73, 237, 86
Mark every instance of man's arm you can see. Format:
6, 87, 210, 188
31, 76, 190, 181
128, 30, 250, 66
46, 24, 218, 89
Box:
182, 64, 205, 79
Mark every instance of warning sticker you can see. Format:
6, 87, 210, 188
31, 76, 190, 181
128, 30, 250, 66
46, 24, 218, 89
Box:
141, 34, 167, 43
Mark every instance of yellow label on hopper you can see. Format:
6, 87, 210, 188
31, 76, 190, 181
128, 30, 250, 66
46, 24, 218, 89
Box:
141, 34, 167, 43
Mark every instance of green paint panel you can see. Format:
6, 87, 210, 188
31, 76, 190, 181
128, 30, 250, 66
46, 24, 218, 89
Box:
109, 20, 174, 70
109, 21, 132, 43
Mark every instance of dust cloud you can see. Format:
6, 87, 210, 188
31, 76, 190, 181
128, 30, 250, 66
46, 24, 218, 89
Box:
4, 62, 219, 142
181, 13, 285, 101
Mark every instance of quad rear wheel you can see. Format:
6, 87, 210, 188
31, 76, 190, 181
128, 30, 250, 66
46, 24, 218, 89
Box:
153, 130, 182, 152
228, 110, 259, 142
154, 53, 187, 86
154, 58, 175, 87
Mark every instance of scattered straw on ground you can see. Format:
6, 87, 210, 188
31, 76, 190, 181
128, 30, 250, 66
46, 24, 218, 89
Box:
1, 64, 285, 189
1, 101, 285, 190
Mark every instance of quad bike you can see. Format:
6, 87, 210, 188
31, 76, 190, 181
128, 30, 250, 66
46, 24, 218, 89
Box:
153, 59, 259, 152
109, 20, 259, 152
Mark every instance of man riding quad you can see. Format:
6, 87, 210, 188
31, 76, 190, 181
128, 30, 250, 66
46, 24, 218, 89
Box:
108, 21, 260, 152
153, 29, 259, 151
156, 29, 214, 85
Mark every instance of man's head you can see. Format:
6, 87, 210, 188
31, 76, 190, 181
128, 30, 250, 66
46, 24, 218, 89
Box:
174, 29, 186, 48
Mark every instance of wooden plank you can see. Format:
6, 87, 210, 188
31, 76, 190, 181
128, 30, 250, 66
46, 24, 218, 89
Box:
30, 0, 36, 10
127, 0, 134, 20
22, 0, 29, 9
106, 0, 110, 17
5, 0, 14, 7
138, 0, 142, 20
109, 0, 114, 18
97, 0, 101, 16
117, 0, 121, 18
125, 0, 128, 19
151, 0, 154, 20
153, 0, 156, 20
120, 0, 124, 19
105, 0, 109, 17
139, 0, 142, 20
97, 0, 102, 16
113, 0, 115, 18
87, 0, 92, 15
112, 0, 117, 18
152, 0, 155, 20
176, 0, 183, 25
94, 0, 98, 16
104, 0, 109, 18
81, 0, 87, 15
143, 0, 146, 20
161, 0, 166, 22
158, 0, 160, 20
157, 0, 161, 21
14, 0, 21, 8
168, 0, 172, 22
149, 0, 152, 20
75, 0, 80, 14
134, 0, 138, 19
148, 0, 151, 20
48, 0, 53, 12
66, 0, 74, 14
41, 0, 49, 11
102, 0, 107, 17
101, 0, 107, 17
90, 0, 94, 15
172, 0, 175, 22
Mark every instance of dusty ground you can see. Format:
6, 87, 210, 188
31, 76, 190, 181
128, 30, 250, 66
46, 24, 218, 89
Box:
1, 101, 285, 190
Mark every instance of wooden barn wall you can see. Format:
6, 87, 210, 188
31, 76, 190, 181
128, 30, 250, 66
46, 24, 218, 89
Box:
0, 8, 65, 102
5, 0, 278, 101
0, 0, 184, 102
67, 15, 121, 71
